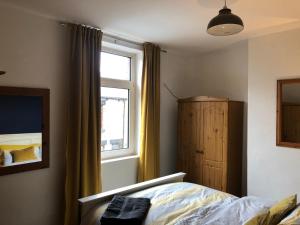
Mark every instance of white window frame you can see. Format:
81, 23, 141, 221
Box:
101, 46, 137, 160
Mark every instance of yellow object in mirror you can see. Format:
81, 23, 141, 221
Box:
11, 147, 38, 163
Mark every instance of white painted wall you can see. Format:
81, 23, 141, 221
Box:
183, 41, 248, 101
0, 4, 69, 225
101, 156, 138, 191
160, 52, 190, 176
248, 29, 300, 201
180, 42, 249, 194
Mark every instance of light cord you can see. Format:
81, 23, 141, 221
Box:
163, 83, 180, 100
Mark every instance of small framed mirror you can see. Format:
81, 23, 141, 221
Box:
277, 79, 300, 148
0, 86, 49, 175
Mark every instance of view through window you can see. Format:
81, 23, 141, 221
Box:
100, 51, 135, 156
101, 87, 129, 151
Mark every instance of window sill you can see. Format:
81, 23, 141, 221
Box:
101, 155, 139, 164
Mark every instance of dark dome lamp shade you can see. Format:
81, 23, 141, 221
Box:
207, 1, 244, 36
0, 71, 6, 75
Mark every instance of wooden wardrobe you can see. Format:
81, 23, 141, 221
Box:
177, 96, 243, 197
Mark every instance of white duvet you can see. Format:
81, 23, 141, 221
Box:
81, 182, 273, 225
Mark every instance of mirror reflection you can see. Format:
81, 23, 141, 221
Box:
281, 82, 300, 143
0, 95, 43, 167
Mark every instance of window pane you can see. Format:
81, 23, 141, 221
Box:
101, 87, 129, 151
100, 52, 130, 80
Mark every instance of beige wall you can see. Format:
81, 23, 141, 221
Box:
101, 157, 138, 191
0, 4, 69, 225
160, 52, 191, 176
248, 29, 300, 201
183, 41, 248, 101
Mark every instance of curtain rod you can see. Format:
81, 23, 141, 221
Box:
59, 22, 167, 53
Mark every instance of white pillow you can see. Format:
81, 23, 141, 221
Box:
3, 151, 13, 166
34, 146, 42, 160
279, 204, 300, 224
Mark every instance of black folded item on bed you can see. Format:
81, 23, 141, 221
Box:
100, 195, 151, 225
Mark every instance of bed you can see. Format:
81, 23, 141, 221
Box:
0, 133, 42, 167
79, 173, 278, 225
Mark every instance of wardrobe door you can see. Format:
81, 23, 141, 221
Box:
202, 102, 227, 191
177, 102, 200, 182
194, 102, 204, 184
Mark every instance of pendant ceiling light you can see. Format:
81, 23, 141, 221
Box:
207, 0, 244, 36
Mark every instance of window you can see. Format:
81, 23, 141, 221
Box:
100, 48, 137, 159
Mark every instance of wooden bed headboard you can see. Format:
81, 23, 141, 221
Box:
79, 172, 186, 218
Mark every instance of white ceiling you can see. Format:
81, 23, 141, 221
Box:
1, 0, 300, 54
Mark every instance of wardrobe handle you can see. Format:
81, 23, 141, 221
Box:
196, 150, 204, 154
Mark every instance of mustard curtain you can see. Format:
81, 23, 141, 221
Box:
64, 24, 102, 225
138, 43, 161, 182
